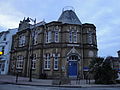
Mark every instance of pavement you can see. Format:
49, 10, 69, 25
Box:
0, 75, 120, 88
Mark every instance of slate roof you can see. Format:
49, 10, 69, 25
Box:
58, 10, 82, 25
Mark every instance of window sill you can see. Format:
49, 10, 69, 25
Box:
44, 68, 50, 71
53, 69, 59, 71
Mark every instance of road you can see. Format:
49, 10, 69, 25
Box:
0, 84, 120, 90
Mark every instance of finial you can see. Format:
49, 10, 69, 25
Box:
62, 6, 75, 12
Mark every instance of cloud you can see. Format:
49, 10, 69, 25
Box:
0, 1, 26, 30
0, 0, 119, 57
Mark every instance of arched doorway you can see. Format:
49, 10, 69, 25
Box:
68, 55, 79, 77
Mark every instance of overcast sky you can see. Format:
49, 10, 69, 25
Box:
0, 0, 120, 57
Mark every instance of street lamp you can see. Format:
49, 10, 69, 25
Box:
29, 17, 36, 82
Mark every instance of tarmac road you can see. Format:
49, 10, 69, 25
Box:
0, 84, 120, 90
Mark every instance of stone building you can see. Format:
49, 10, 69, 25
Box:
106, 51, 120, 72
9, 8, 98, 79
0, 28, 18, 74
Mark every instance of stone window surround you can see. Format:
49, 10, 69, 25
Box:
0, 62, 5, 71
32, 54, 37, 69
53, 53, 60, 70
18, 35, 26, 47
16, 55, 24, 69
54, 31, 59, 43
69, 30, 77, 43
44, 53, 51, 70
45, 31, 51, 43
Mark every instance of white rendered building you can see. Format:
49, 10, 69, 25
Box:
0, 28, 18, 74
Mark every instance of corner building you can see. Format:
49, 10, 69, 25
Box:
9, 8, 98, 79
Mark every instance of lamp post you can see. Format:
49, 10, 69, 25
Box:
29, 18, 36, 82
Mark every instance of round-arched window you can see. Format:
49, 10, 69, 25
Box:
89, 51, 94, 57
69, 55, 78, 60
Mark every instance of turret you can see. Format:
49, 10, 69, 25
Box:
58, 6, 82, 25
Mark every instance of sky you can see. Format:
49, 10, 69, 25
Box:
0, 0, 120, 57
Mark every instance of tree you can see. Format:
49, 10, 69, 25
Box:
89, 57, 118, 84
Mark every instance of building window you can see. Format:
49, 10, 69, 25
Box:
16, 55, 24, 69
89, 51, 94, 57
54, 31, 59, 42
33, 31, 38, 45
19, 35, 25, 47
54, 54, 59, 70
88, 31, 93, 44
0, 62, 5, 71
32, 54, 37, 69
44, 53, 50, 69
69, 30, 77, 43
73, 31, 77, 43
1, 46, 5, 55
3, 34, 7, 41
69, 31, 72, 43
45, 31, 51, 43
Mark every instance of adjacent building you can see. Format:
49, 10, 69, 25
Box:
0, 28, 18, 74
9, 8, 98, 79
106, 51, 120, 72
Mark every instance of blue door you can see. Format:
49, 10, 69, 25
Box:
68, 61, 77, 76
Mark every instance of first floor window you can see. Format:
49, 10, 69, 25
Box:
54, 54, 58, 70
73, 31, 77, 43
88, 31, 93, 44
33, 30, 38, 45
16, 55, 24, 69
44, 53, 50, 69
69, 30, 77, 43
19, 35, 26, 47
69, 31, 72, 43
54, 31, 59, 42
45, 31, 51, 43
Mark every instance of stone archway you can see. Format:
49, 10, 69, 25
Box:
66, 47, 81, 78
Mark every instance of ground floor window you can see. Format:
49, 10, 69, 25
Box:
16, 55, 24, 69
44, 53, 50, 70
32, 54, 37, 69
54, 54, 59, 70
0, 62, 5, 71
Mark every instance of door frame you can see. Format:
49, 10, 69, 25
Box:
68, 60, 78, 77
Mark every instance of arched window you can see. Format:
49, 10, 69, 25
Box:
69, 55, 78, 60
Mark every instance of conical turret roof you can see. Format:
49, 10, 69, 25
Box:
58, 10, 82, 25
